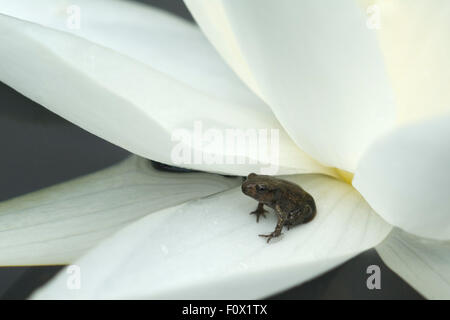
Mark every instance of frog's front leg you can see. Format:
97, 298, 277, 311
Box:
250, 202, 268, 223
259, 204, 286, 243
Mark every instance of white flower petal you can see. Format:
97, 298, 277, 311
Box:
353, 115, 450, 240
0, 156, 241, 266
370, 0, 450, 124
0, 0, 258, 109
185, 0, 396, 172
32, 174, 391, 299
0, 2, 331, 176
377, 228, 450, 299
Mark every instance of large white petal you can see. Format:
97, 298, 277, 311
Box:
185, 0, 396, 172
377, 228, 450, 299
0, 156, 241, 266
0, 0, 257, 109
32, 174, 391, 299
353, 115, 450, 240
369, 0, 450, 125
0, 1, 331, 176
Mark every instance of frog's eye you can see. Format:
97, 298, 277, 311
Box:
256, 184, 267, 192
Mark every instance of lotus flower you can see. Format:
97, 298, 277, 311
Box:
0, 0, 449, 299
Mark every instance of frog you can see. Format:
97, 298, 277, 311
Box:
241, 173, 316, 243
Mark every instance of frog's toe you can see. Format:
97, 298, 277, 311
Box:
250, 209, 267, 223
259, 231, 282, 243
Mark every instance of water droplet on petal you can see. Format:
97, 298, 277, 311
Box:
160, 244, 169, 255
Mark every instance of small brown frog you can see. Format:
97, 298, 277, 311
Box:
241, 173, 316, 243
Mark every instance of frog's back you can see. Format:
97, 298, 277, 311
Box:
277, 178, 316, 223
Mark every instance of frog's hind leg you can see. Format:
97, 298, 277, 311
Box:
259, 204, 286, 243
259, 217, 284, 243
250, 203, 268, 223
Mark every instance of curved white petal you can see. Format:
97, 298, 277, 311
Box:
32, 174, 391, 299
0, 156, 241, 266
0, 1, 331, 176
353, 115, 450, 240
0, 0, 258, 109
370, 0, 450, 124
185, 0, 396, 172
377, 228, 450, 299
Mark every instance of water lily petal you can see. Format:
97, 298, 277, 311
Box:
32, 174, 391, 299
0, 156, 241, 266
377, 228, 450, 299
0, 0, 257, 109
370, 0, 450, 125
0, 1, 331, 176
185, 0, 396, 172
353, 115, 450, 240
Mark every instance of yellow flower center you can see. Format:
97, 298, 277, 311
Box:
335, 168, 354, 185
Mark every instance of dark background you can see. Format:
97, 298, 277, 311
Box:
0, 0, 423, 300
